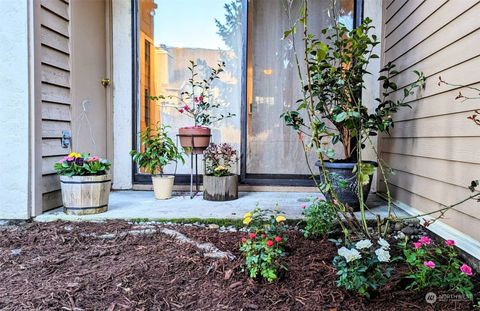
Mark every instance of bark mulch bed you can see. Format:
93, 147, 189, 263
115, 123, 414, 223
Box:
0, 221, 477, 310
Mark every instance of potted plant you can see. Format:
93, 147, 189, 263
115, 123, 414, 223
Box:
203, 143, 238, 201
151, 60, 234, 154
130, 124, 184, 200
282, 18, 424, 209
54, 152, 112, 215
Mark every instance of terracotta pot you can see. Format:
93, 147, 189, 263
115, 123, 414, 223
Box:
152, 175, 175, 200
178, 126, 211, 154
60, 174, 111, 215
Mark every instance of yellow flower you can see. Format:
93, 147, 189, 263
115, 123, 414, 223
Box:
243, 212, 252, 219
214, 165, 226, 171
68, 152, 76, 158
243, 217, 252, 225
275, 215, 286, 223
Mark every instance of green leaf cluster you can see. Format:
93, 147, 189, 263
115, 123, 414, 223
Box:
130, 124, 185, 176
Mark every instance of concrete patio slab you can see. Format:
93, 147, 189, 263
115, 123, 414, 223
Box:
35, 191, 408, 222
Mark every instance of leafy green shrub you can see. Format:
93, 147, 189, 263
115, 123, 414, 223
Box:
130, 124, 184, 176
403, 236, 474, 300
240, 208, 287, 282
303, 200, 337, 238
54, 152, 111, 176
333, 238, 393, 298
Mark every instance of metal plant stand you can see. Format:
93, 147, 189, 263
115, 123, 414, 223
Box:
177, 133, 211, 199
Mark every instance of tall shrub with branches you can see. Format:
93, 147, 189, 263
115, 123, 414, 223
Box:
282, 1, 425, 238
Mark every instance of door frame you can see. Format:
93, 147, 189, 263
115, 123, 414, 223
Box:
131, 0, 363, 186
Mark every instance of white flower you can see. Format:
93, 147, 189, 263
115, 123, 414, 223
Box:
375, 247, 391, 262
344, 248, 362, 262
355, 239, 373, 250
337, 246, 350, 257
338, 247, 362, 263
378, 238, 390, 249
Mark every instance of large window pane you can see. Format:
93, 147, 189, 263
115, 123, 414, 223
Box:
138, 0, 243, 175
246, 0, 354, 175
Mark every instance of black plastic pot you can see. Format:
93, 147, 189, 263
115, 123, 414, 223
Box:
315, 160, 377, 209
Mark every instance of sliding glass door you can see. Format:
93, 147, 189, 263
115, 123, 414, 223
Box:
134, 0, 357, 185
135, 0, 243, 182
243, 0, 355, 183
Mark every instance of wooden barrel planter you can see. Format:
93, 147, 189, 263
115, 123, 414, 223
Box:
203, 175, 238, 201
60, 174, 112, 215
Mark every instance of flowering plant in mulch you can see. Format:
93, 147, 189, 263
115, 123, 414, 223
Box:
402, 236, 475, 300
332, 238, 394, 298
240, 207, 288, 282
54, 152, 111, 176
203, 143, 238, 177
150, 60, 234, 127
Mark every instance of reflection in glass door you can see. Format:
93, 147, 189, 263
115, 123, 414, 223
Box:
136, 0, 243, 181
245, 0, 354, 178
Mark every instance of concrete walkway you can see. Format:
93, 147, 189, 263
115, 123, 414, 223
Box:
35, 191, 407, 222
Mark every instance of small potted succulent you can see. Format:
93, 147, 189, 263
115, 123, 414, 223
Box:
54, 152, 112, 215
151, 60, 234, 154
203, 143, 238, 201
130, 124, 184, 200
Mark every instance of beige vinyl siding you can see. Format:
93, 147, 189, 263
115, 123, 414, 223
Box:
39, 0, 71, 212
379, 0, 480, 240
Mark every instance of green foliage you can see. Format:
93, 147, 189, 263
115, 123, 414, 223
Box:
402, 237, 474, 300
303, 200, 337, 238
150, 60, 234, 127
130, 124, 184, 175
240, 207, 288, 282
282, 17, 425, 161
53, 152, 111, 176
203, 143, 238, 176
333, 238, 393, 298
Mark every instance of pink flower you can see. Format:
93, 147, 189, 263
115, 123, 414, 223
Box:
198, 96, 203, 102
418, 236, 432, 245
413, 242, 422, 249
66, 157, 74, 162
241, 237, 247, 243
194, 96, 199, 103
460, 264, 473, 276
183, 104, 191, 112
87, 156, 99, 162
424, 261, 436, 269
300, 203, 306, 209
274, 236, 282, 242
445, 240, 455, 247
266, 240, 274, 247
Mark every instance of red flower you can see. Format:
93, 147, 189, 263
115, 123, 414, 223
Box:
178, 108, 184, 114
274, 236, 282, 242
183, 104, 191, 112
249, 233, 256, 239
241, 237, 247, 243
194, 96, 199, 103
266, 240, 274, 247
198, 96, 203, 102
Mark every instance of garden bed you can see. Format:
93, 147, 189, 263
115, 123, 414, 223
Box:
0, 221, 477, 310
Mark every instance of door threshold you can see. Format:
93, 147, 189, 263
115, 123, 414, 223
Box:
132, 184, 319, 193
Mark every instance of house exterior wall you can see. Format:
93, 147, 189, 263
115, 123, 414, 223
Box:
38, 0, 72, 212
379, 0, 480, 245
0, 1, 32, 219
